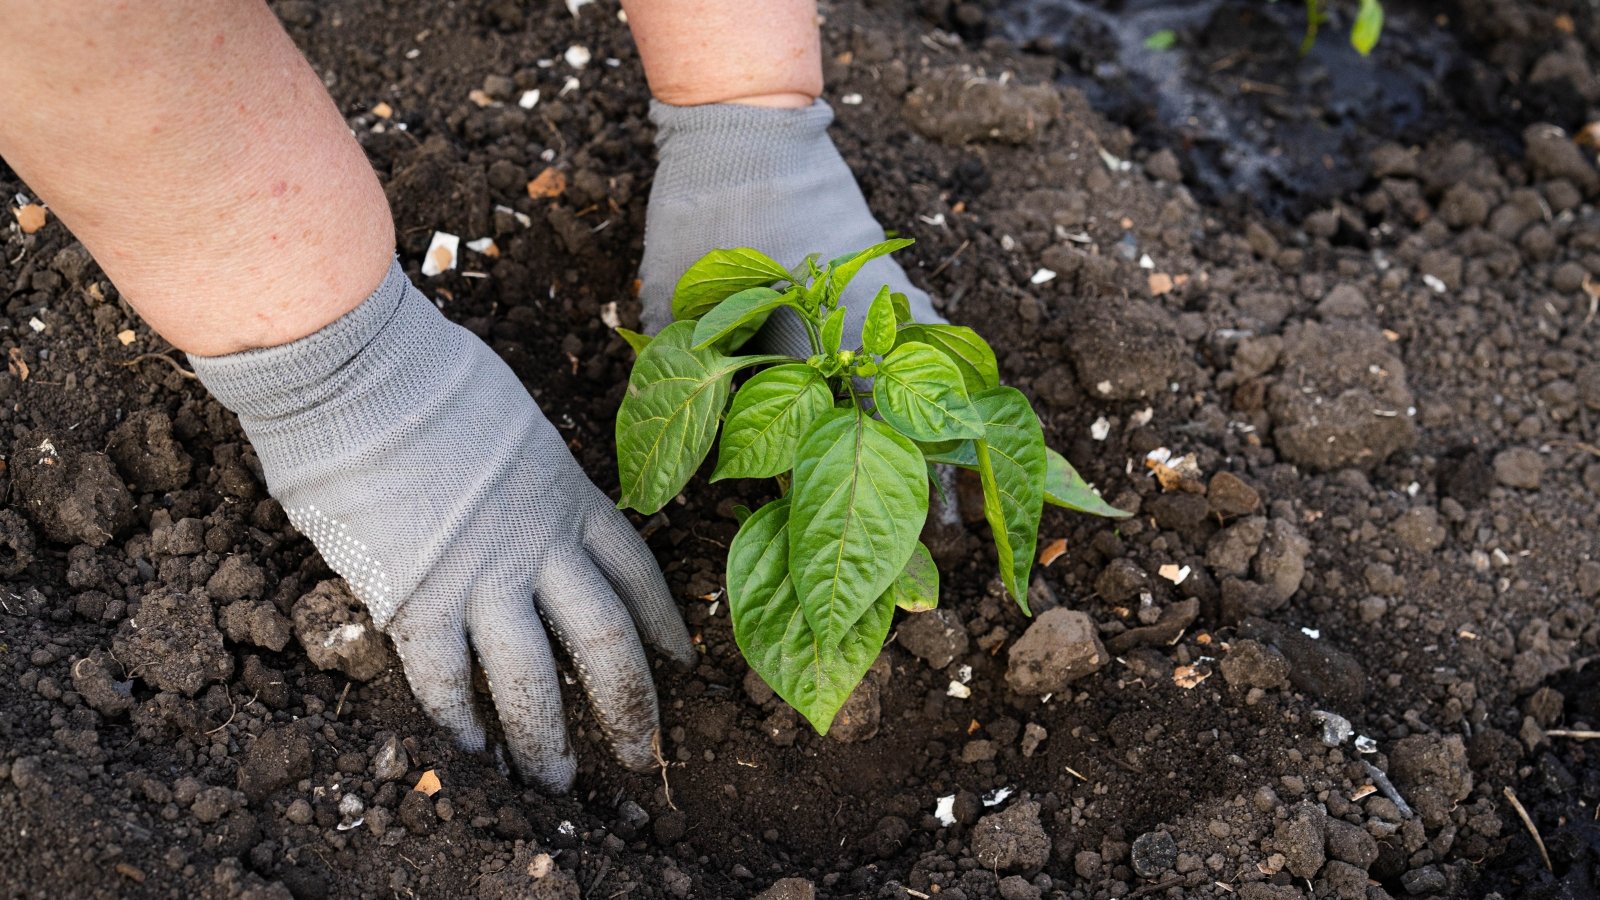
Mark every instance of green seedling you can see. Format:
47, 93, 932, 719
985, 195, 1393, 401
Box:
1302, 0, 1384, 56
615, 242, 1129, 733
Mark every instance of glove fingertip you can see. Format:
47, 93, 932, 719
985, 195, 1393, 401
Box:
613, 727, 665, 775
513, 744, 578, 795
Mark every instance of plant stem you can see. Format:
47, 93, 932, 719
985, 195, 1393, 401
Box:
1300, 0, 1323, 55
802, 315, 823, 358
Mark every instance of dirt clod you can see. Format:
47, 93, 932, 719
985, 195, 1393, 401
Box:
1219, 639, 1291, 690
291, 579, 388, 681
237, 726, 312, 803
1274, 804, 1328, 878
1267, 322, 1417, 471
1005, 608, 1106, 695
107, 409, 192, 492
902, 67, 1061, 145
1390, 734, 1474, 803
1066, 300, 1185, 401
112, 587, 232, 696
829, 653, 890, 743
0, 509, 37, 577
68, 650, 134, 717
11, 431, 133, 547
754, 878, 815, 900
970, 800, 1051, 873
895, 607, 968, 669
1129, 829, 1178, 878
1493, 446, 1546, 489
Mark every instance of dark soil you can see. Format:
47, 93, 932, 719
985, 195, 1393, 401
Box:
3, 0, 1599, 898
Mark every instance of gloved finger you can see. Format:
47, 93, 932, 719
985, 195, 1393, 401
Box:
536, 554, 662, 772
387, 599, 487, 754
468, 596, 577, 793
583, 502, 696, 668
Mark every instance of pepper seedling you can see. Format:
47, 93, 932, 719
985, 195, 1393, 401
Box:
615, 241, 1128, 733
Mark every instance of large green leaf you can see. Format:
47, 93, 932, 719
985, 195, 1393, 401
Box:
825, 238, 915, 306
887, 542, 939, 612
711, 364, 833, 481
790, 408, 928, 647
690, 286, 795, 351
895, 324, 1000, 394
1044, 448, 1131, 518
672, 248, 792, 321
616, 321, 787, 513
861, 286, 896, 357
874, 342, 985, 441
973, 387, 1048, 613
728, 499, 895, 734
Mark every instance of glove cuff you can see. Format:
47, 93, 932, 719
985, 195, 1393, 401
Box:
189, 259, 436, 421
647, 99, 838, 201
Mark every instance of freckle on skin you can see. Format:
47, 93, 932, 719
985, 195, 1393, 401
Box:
271, 180, 288, 197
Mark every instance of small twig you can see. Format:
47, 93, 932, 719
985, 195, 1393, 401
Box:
1361, 761, 1414, 819
334, 682, 351, 718
1503, 786, 1553, 873
1130, 876, 1186, 897
1237, 79, 1289, 97
928, 239, 972, 281
120, 353, 198, 380
583, 854, 612, 899
204, 689, 258, 735
1546, 729, 1600, 740
653, 730, 676, 811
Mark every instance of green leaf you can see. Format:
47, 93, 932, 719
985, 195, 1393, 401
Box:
895, 324, 1000, 394
671, 248, 792, 321
788, 252, 822, 285
1351, 0, 1383, 55
874, 342, 985, 441
890, 292, 914, 325
820, 306, 846, 355
1044, 448, 1132, 519
973, 387, 1048, 613
861, 286, 896, 357
616, 321, 788, 514
887, 542, 939, 612
825, 238, 915, 306
790, 408, 928, 647
919, 438, 978, 468
615, 327, 651, 356
728, 499, 895, 734
1144, 29, 1177, 50
690, 286, 792, 351
711, 364, 833, 481
731, 504, 753, 525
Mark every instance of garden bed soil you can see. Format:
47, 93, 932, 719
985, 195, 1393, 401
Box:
2, 1, 1598, 898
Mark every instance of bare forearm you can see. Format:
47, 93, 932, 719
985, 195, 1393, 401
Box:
0, 1, 392, 355
621, 0, 822, 107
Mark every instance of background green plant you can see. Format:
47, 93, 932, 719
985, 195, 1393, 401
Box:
1301, 0, 1384, 56
615, 242, 1128, 733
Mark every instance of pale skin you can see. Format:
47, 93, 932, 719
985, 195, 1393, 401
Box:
0, 0, 822, 355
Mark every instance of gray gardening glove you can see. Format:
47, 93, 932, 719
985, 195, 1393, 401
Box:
638, 99, 944, 353
190, 260, 695, 793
